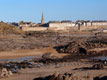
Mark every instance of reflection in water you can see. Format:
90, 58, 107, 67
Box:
0, 56, 36, 62
91, 56, 107, 60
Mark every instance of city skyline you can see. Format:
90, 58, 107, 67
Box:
0, 0, 107, 23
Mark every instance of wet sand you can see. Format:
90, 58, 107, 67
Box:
0, 43, 107, 80
0, 60, 107, 80
0, 47, 67, 59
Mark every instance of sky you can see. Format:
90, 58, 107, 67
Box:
0, 0, 107, 23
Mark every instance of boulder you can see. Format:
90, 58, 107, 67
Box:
1, 68, 9, 77
0, 68, 13, 78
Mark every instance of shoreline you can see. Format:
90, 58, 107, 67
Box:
0, 47, 67, 59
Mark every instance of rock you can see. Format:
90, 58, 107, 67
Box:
92, 64, 104, 69
42, 53, 52, 59
49, 76, 56, 80
53, 72, 59, 78
64, 74, 69, 80
1, 68, 9, 77
56, 74, 63, 80
33, 72, 94, 80
54, 38, 107, 55
8, 70, 13, 76
49, 72, 59, 80
94, 76, 107, 80
0, 68, 13, 78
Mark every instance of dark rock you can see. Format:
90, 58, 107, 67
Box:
54, 38, 107, 55
94, 76, 107, 80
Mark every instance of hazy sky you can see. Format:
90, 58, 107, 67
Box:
0, 0, 107, 23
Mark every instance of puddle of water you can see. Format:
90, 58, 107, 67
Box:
0, 56, 36, 62
90, 56, 107, 61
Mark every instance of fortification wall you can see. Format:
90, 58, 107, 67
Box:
80, 26, 107, 31
49, 23, 75, 28
22, 27, 48, 31
48, 26, 78, 31
92, 22, 107, 26
86, 22, 107, 26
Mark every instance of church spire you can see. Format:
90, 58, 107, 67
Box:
41, 12, 45, 24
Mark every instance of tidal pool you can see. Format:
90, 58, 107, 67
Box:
90, 56, 107, 61
0, 56, 36, 62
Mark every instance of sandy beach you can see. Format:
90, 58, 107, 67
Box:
0, 47, 67, 59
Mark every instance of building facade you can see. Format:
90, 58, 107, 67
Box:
48, 21, 76, 30
19, 21, 36, 27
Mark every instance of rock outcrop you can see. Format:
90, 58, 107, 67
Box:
55, 37, 107, 55
94, 76, 107, 80
0, 68, 13, 78
33, 72, 94, 80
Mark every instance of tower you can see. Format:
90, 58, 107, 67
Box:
41, 12, 45, 24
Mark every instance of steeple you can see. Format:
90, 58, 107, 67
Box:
41, 12, 45, 24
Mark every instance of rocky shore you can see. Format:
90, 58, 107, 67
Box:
0, 52, 107, 80
0, 31, 107, 55
0, 28, 107, 80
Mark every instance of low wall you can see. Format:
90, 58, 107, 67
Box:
48, 26, 79, 31
21, 26, 107, 32
86, 22, 107, 26
22, 27, 48, 31
80, 26, 107, 31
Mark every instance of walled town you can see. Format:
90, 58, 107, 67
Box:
7, 13, 107, 32
0, 13, 107, 80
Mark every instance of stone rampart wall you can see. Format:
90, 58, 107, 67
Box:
22, 27, 48, 31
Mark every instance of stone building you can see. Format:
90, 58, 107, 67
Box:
91, 21, 107, 26
48, 20, 76, 30
82, 21, 107, 27
18, 21, 36, 27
